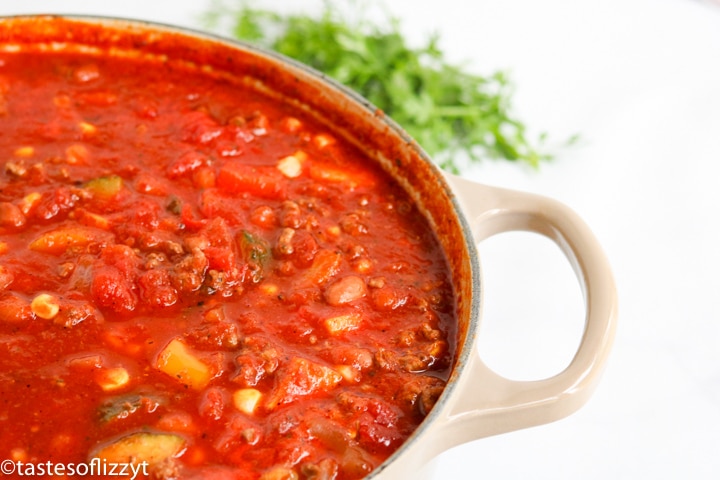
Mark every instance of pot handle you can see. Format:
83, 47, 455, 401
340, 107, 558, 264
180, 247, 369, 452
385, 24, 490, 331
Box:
436, 173, 617, 449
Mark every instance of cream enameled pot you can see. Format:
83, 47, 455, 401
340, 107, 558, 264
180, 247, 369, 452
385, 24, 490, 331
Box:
376, 173, 618, 478
0, 16, 618, 479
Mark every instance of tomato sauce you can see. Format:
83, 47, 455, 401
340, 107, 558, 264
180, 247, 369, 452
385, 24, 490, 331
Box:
0, 47, 456, 479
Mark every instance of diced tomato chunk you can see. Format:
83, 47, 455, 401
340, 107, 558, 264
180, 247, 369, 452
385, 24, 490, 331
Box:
357, 413, 404, 452
137, 269, 178, 308
203, 217, 235, 249
167, 150, 210, 179
99, 244, 140, 280
0, 267, 13, 293
181, 203, 208, 231
32, 187, 79, 221
134, 173, 169, 196
301, 249, 342, 286
199, 189, 246, 225
182, 110, 225, 145
232, 354, 266, 388
203, 246, 234, 272
217, 163, 287, 200
288, 230, 319, 268
266, 357, 342, 410
199, 386, 228, 421
0, 293, 33, 324
91, 266, 137, 314
155, 411, 196, 434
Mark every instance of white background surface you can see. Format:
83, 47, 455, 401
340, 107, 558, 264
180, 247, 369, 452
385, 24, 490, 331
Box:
2, 0, 719, 478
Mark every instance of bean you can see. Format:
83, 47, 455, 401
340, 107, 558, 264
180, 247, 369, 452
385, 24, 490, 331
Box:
324, 276, 367, 306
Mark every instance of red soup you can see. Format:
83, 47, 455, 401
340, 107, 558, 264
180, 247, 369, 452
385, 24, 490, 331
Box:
0, 40, 456, 479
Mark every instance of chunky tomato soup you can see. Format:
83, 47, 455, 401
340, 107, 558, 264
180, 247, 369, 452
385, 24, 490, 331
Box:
0, 41, 456, 480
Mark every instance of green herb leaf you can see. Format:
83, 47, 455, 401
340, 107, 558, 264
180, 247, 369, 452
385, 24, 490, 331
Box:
97, 393, 165, 423
202, 0, 567, 173
238, 230, 270, 283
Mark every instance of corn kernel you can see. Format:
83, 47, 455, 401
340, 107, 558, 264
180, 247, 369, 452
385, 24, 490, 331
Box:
31, 293, 60, 320
65, 144, 89, 165
277, 150, 307, 179
14, 146, 34, 158
96, 367, 130, 392
353, 258, 373, 274
335, 365, 359, 383
281, 117, 303, 133
0, 242, 7, 255
260, 283, 279, 296
313, 134, 335, 149
233, 388, 262, 415
326, 225, 341, 237
79, 121, 97, 135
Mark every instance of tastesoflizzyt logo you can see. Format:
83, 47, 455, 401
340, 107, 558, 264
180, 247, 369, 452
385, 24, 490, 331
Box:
0, 458, 148, 479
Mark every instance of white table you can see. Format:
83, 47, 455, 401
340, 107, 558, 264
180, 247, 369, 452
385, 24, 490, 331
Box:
2, 1, 718, 478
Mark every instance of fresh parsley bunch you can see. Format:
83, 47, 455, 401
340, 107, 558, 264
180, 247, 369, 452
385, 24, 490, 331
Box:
204, 1, 560, 173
